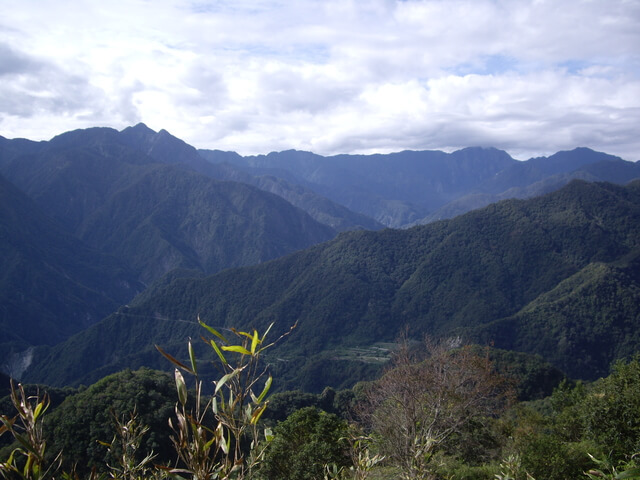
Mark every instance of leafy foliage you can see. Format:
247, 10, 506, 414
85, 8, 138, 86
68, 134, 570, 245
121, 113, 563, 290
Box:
156, 319, 295, 479
500, 357, 640, 480
43, 368, 175, 475
259, 406, 350, 480
0, 381, 62, 480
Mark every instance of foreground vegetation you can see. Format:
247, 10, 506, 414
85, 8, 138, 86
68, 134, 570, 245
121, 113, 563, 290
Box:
2, 321, 640, 480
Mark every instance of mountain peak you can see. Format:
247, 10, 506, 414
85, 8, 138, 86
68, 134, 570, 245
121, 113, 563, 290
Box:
121, 123, 156, 136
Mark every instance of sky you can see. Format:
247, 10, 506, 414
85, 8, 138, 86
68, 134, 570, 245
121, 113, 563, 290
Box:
1, 0, 639, 161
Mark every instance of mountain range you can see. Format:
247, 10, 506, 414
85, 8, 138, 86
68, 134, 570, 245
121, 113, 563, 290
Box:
200, 146, 640, 227
1, 124, 639, 391
18, 180, 640, 391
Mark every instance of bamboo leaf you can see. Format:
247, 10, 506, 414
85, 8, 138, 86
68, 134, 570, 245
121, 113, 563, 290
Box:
262, 322, 275, 342
209, 340, 228, 366
155, 345, 194, 374
250, 403, 268, 425
216, 423, 228, 454
204, 437, 216, 451
250, 329, 260, 354
175, 369, 188, 406
257, 376, 272, 403
188, 340, 198, 376
214, 369, 241, 395
236, 330, 254, 340
220, 345, 251, 356
198, 316, 229, 344
32, 398, 48, 423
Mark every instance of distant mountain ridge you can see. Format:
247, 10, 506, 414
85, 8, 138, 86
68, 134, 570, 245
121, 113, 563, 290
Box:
420, 148, 639, 223
201, 146, 640, 227
21, 180, 640, 390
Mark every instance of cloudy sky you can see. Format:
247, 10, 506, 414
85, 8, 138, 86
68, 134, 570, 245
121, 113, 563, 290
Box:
1, 0, 639, 160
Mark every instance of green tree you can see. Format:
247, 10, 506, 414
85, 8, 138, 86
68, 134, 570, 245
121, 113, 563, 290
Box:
259, 407, 350, 480
44, 368, 175, 475
505, 357, 640, 480
579, 357, 640, 461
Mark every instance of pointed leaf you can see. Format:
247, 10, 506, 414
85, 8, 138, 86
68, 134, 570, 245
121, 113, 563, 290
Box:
250, 403, 268, 425
216, 423, 228, 454
209, 340, 228, 365
236, 330, 254, 340
175, 369, 188, 406
262, 322, 275, 342
156, 345, 194, 374
221, 345, 251, 355
188, 340, 198, 376
214, 369, 241, 395
257, 376, 273, 403
32, 399, 47, 422
198, 316, 229, 344
251, 329, 260, 354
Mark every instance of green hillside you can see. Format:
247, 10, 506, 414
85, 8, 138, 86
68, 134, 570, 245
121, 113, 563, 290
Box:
0, 174, 142, 374
22, 180, 640, 389
77, 163, 335, 283
474, 249, 640, 378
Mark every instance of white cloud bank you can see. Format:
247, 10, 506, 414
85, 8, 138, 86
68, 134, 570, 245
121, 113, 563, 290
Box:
0, 0, 639, 160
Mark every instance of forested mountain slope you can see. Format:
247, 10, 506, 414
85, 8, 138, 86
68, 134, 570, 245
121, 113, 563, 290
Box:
0, 173, 142, 375
420, 149, 640, 223
200, 161, 383, 231
201, 147, 516, 226
23, 180, 640, 389
0, 126, 336, 284
201, 147, 640, 227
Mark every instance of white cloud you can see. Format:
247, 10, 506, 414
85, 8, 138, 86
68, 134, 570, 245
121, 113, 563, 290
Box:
0, 0, 638, 160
